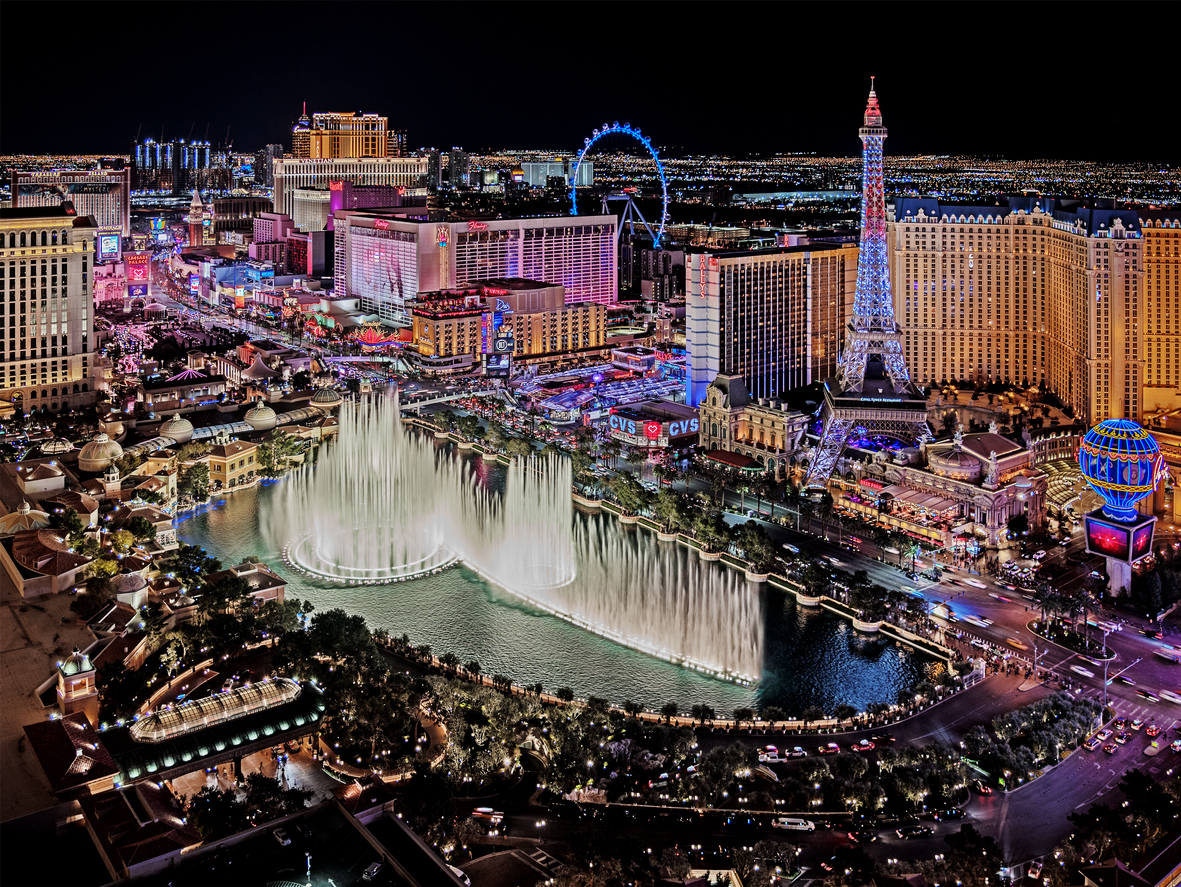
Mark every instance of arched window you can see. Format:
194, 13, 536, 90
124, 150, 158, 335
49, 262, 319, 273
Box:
29, 390, 37, 399
41, 231, 48, 246
711, 423, 718, 437
20, 232, 27, 248
51, 402, 58, 412
41, 389, 48, 398
81, 383, 88, 392
61, 230, 68, 243
73, 384, 80, 394
7, 233, 14, 248
51, 232, 58, 246
51, 387, 58, 397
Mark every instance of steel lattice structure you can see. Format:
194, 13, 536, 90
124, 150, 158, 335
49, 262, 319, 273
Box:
571, 122, 669, 248
805, 82, 930, 490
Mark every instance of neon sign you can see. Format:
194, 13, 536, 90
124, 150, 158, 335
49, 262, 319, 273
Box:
644, 421, 662, 440
467, 221, 488, 232
668, 418, 699, 437
483, 287, 509, 296
437, 225, 450, 247
329, 181, 344, 191
373, 219, 389, 230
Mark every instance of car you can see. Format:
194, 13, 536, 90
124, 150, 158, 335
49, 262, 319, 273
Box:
758, 752, 783, 763
819, 743, 840, 755
973, 779, 994, 795
897, 824, 934, 840
1096, 729, 1113, 741
1114, 717, 1128, 730
1060, 539, 1072, 546
870, 734, 896, 744
1103, 743, 1119, 755
1131, 718, 1144, 731
1142, 627, 1165, 639
273, 828, 291, 846
853, 739, 875, 752
1090, 570, 1105, 579
1115, 732, 1131, 745
1146, 725, 1163, 738
1162, 690, 1181, 704
1007, 638, 1030, 651
847, 826, 878, 844
1172, 740, 1181, 753
772, 817, 815, 831
1084, 738, 1103, 751
931, 808, 964, 821
1139, 689, 1162, 702
786, 746, 808, 757
1071, 665, 1096, 678
1033, 550, 1046, 559
1028, 861, 1044, 880
363, 862, 385, 881
965, 578, 987, 589
1115, 675, 1137, 686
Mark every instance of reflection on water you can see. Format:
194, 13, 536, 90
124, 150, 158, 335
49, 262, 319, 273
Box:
177, 456, 934, 713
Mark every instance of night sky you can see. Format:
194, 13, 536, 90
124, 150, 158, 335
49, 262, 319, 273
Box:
1, 5, 1165, 162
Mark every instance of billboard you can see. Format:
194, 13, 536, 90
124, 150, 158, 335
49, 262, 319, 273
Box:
128, 283, 149, 299
1085, 517, 1130, 560
98, 233, 121, 262
125, 251, 150, 281
189, 273, 200, 296
1084, 509, 1156, 564
1132, 523, 1155, 561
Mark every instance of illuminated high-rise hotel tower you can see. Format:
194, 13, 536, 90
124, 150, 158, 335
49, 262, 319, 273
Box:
805, 81, 929, 489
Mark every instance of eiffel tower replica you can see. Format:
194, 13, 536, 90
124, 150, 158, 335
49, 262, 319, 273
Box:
804, 80, 930, 491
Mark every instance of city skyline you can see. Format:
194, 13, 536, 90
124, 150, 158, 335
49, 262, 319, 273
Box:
0, 7, 1170, 163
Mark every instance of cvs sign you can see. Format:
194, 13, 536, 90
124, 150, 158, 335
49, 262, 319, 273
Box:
667, 418, 699, 437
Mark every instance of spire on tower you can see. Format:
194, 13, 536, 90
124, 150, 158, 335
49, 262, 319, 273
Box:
864, 77, 883, 126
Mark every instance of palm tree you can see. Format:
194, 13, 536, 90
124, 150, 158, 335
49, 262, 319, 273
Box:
660, 702, 679, 723
465, 660, 481, 682
762, 706, 786, 728
622, 700, 643, 719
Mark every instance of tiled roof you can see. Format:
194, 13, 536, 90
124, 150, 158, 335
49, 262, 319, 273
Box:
44, 490, 100, 515
11, 529, 90, 575
23, 713, 119, 792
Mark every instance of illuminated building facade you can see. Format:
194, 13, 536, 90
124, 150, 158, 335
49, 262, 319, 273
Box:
410, 280, 605, 363
335, 212, 618, 326
1, 206, 97, 416
11, 169, 131, 237
684, 243, 856, 407
290, 110, 406, 159
891, 196, 1146, 424
697, 373, 810, 480
131, 138, 211, 195
271, 157, 429, 222
1139, 211, 1181, 410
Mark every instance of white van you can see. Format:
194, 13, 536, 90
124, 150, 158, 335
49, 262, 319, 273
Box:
772, 817, 815, 831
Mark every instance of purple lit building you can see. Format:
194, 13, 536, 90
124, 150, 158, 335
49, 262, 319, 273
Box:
324, 180, 427, 231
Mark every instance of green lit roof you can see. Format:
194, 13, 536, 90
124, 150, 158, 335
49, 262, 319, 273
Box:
102, 680, 326, 782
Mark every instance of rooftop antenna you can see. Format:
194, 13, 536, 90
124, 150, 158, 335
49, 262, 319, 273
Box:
134, 123, 142, 144
187, 122, 195, 142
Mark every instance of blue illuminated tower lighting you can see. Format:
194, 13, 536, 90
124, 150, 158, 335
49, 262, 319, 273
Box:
804, 80, 930, 490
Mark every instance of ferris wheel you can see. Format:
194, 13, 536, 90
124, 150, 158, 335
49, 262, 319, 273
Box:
570, 121, 669, 248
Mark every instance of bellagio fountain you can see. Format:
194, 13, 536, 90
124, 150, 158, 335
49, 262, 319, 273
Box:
263, 393, 763, 684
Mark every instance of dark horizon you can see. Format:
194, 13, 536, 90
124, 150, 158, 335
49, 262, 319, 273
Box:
0, 4, 1167, 164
